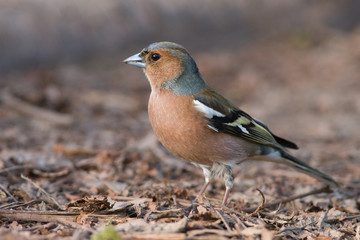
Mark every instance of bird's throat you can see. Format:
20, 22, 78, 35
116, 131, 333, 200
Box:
162, 66, 207, 95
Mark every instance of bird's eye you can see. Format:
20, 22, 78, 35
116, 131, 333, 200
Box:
150, 53, 161, 61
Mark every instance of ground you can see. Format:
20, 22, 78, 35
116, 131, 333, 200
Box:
0, 3, 360, 239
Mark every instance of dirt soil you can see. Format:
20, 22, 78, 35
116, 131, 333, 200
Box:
0, 28, 360, 239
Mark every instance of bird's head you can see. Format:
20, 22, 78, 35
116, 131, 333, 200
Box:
124, 41, 207, 95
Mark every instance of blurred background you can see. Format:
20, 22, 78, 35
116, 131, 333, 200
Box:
1, 2, 360, 237
1, 0, 360, 72
0, 0, 359, 185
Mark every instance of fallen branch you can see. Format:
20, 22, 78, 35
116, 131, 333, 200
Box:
21, 174, 64, 210
1, 90, 73, 126
0, 209, 93, 232
0, 209, 144, 222
0, 210, 78, 222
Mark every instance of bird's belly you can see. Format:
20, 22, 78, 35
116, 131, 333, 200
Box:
148, 91, 250, 165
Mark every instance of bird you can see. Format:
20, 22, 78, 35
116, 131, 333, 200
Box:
123, 41, 339, 206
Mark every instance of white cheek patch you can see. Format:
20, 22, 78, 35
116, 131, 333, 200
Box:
193, 100, 225, 118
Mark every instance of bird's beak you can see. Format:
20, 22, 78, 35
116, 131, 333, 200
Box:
123, 53, 146, 68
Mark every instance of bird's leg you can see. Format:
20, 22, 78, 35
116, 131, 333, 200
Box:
183, 165, 212, 214
193, 180, 210, 204
183, 180, 210, 215
221, 165, 234, 207
221, 187, 231, 207
192, 164, 212, 203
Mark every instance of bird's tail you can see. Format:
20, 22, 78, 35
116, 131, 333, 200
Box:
280, 151, 339, 188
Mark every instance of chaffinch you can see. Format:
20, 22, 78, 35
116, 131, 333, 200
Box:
123, 41, 339, 206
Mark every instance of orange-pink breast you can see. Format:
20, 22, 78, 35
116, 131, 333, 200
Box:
148, 90, 253, 165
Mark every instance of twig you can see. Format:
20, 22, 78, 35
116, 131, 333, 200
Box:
21, 174, 64, 210
242, 185, 331, 213
0, 209, 145, 222
144, 208, 183, 221
187, 229, 237, 238
0, 199, 43, 209
24, 222, 57, 232
325, 214, 360, 224
0, 166, 47, 175
120, 233, 186, 240
214, 208, 232, 232
1, 90, 73, 126
0, 209, 93, 232
231, 213, 247, 231
259, 203, 284, 218
55, 218, 95, 233
249, 188, 265, 216
0, 210, 78, 222
111, 196, 153, 202
203, 197, 232, 232
221, 205, 247, 218
52, 143, 98, 157
172, 195, 178, 207
0, 184, 17, 202
32, 167, 70, 178
176, 198, 192, 207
